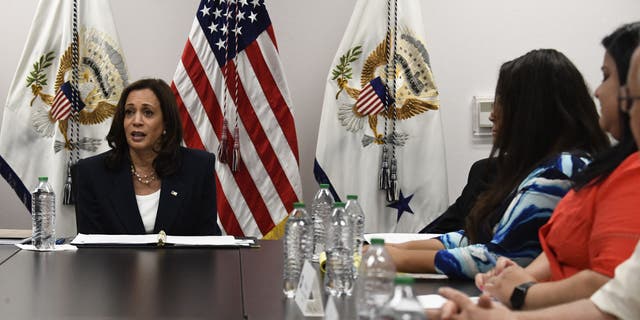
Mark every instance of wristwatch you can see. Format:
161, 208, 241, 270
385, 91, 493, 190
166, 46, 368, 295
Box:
510, 281, 536, 310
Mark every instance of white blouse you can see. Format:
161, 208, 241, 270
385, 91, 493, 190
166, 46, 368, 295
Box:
136, 189, 161, 234
591, 241, 640, 320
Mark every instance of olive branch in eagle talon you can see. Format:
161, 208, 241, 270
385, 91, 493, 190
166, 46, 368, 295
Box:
26, 51, 55, 106
331, 45, 362, 99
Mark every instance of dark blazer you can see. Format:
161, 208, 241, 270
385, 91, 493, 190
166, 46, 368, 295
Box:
421, 158, 496, 234
74, 147, 221, 236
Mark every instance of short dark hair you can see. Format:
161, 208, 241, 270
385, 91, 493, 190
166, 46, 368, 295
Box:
466, 49, 609, 243
573, 22, 640, 190
105, 78, 183, 177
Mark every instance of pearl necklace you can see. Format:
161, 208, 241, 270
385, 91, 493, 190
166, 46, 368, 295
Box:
130, 164, 157, 185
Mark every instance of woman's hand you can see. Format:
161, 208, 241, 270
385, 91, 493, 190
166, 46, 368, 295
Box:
483, 263, 536, 306
434, 287, 515, 320
475, 256, 517, 290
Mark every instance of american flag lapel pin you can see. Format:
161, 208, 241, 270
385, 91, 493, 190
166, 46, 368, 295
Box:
171, 190, 178, 196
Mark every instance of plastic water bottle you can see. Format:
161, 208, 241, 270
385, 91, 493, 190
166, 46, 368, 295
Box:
325, 202, 354, 296
282, 202, 313, 298
345, 194, 365, 275
357, 238, 396, 319
378, 276, 427, 320
31, 176, 56, 250
311, 183, 334, 262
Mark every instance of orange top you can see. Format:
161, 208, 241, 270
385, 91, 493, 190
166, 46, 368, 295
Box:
539, 152, 640, 280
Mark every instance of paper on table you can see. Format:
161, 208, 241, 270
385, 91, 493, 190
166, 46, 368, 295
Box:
70, 233, 253, 246
0, 229, 31, 238
72, 233, 158, 245
16, 244, 78, 252
165, 235, 244, 246
0, 238, 28, 245
364, 233, 441, 244
418, 294, 480, 309
0, 229, 32, 245
398, 272, 448, 280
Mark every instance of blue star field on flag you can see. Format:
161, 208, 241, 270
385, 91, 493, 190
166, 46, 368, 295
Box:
196, 0, 271, 67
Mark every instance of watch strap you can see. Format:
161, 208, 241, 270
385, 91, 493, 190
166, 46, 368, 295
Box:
510, 281, 536, 310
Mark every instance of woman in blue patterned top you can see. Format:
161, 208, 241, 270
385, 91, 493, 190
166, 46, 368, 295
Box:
385, 49, 609, 279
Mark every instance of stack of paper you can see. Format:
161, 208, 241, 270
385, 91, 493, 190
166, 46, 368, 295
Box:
71, 233, 255, 247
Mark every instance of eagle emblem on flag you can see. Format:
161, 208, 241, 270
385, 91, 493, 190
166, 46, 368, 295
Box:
26, 27, 127, 153
332, 28, 439, 147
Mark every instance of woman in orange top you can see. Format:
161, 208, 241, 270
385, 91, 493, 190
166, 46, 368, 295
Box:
475, 22, 640, 311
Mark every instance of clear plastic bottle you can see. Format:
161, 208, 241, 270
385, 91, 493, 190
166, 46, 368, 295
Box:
31, 176, 56, 250
345, 194, 365, 276
378, 276, 427, 320
282, 202, 313, 298
311, 183, 334, 262
356, 238, 396, 319
325, 202, 354, 296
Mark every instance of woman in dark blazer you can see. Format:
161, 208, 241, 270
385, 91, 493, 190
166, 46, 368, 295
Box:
421, 158, 496, 234
75, 78, 221, 235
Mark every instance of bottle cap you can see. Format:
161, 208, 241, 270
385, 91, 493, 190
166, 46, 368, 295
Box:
394, 276, 415, 285
319, 183, 330, 188
38, 176, 48, 182
370, 238, 385, 245
346, 194, 358, 200
333, 202, 345, 208
293, 202, 305, 208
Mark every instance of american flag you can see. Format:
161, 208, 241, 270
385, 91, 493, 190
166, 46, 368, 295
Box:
171, 0, 302, 238
50, 82, 85, 121
355, 77, 388, 116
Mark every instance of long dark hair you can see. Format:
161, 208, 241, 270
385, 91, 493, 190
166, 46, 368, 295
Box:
465, 49, 609, 244
573, 22, 640, 190
105, 78, 183, 177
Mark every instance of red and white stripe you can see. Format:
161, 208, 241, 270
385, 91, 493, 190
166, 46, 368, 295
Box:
50, 88, 72, 120
172, 17, 302, 237
355, 83, 384, 116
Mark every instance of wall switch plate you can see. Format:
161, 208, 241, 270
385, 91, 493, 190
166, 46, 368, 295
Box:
473, 96, 494, 136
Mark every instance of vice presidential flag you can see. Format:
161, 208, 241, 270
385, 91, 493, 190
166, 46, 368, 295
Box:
0, 0, 128, 236
315, 0, 448, 233
172, 0, 302, 238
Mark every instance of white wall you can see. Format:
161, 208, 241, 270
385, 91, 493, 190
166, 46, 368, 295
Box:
1, 0, 639, 229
